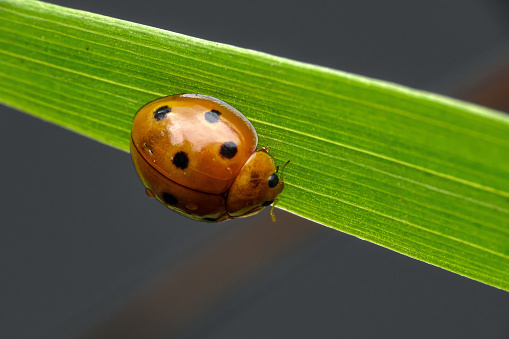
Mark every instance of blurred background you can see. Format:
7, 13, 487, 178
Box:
1, 0, 509, 338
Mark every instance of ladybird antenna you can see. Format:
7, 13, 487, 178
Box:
280, 160, 290, 183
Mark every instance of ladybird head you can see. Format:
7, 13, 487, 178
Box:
226, 147, 288, 221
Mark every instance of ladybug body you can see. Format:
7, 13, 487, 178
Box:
130, 94, 286, 222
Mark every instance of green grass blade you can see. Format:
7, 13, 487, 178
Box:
1, 0, 509, 290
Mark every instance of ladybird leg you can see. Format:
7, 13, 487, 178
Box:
269, 198, 279, 223
145, 187, 156, 198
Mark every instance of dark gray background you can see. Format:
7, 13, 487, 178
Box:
1, 0, 509, 338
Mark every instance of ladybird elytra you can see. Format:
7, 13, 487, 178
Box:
130, 94, 287, 222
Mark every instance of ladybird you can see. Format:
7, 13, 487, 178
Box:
130, 94, 288, 223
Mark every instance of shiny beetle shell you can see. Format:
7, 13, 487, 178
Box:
130, 94, 286, 222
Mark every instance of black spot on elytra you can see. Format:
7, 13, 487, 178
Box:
154, 105, 171, 120
220, 141, 237, 159
203, 217, 217, 222
262, 200, 273, 206
162, 193, 178, 205
268, 173, 279, 188
204, 109, 221, 123
172, 151, 189, 169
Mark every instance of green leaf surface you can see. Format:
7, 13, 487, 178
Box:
1, 0, 509, 290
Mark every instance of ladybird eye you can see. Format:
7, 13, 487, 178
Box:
268, 173, 279, 188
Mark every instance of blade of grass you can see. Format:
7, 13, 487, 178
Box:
1, 0, 509, 290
